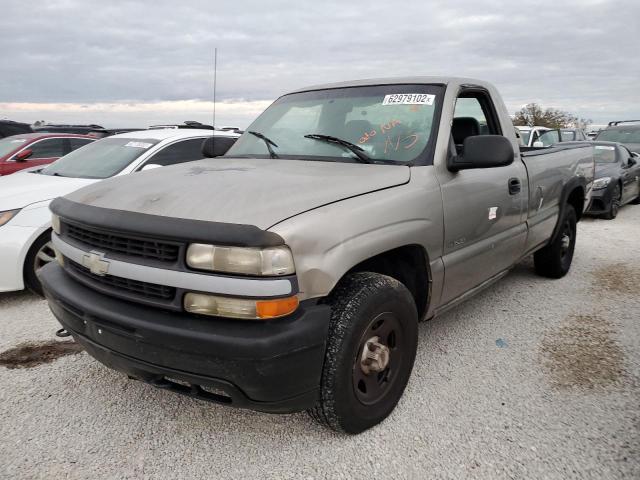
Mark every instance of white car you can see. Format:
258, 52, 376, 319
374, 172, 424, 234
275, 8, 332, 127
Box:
0, 128, 239, 295
515, 125, 551, 147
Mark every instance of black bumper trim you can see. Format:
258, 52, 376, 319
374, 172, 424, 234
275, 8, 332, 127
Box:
39, 263, 331, 413
50, 197, 285, 247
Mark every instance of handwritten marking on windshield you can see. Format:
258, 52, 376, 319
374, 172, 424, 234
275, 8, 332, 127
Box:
359, 119, 402, 145
384, 134, 419, 154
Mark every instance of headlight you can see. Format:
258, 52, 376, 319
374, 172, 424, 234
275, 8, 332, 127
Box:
186, 244, 295, 276
51, 213, 61, 234
184, 293, 299, 320
593, 177, 611, 190
0, 209, 20, 227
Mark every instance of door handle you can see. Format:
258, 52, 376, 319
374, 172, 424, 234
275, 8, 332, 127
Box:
508, 178, 521, 195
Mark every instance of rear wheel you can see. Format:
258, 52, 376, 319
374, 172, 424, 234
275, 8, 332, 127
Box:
24, 231, 54, 296
534, 205, 577, 279
308, 272, 418, 434
603, 183, 621, 219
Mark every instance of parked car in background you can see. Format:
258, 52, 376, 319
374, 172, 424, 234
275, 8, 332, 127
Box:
585, 142, 640, 219
595, 121, 640, 153
33, 124, 112, 137
559, 128, 588, 142
0, 128, 239, 295
41, 76, 595, 434
515, 125, 550, 146
533, 128, 588, 147
0, 133, 95, 176
0, 120, 33, 138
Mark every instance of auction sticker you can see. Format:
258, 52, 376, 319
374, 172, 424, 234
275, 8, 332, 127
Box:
382, 93, 435, 106
124, 141, 153, 149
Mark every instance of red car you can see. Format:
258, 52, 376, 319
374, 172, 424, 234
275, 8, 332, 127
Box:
0, 133, 96, 176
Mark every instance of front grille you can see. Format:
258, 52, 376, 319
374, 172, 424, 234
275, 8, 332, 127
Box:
68, 260, 176, 300
66, 223, 180, 263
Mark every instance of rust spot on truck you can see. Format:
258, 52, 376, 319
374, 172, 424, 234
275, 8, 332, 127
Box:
0, 340, 84, 369
540, 314, 625, 390
591, 263, 640, 296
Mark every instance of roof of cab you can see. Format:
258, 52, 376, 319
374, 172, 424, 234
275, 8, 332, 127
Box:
288, 76, 492, 94
109, 128, 241, 141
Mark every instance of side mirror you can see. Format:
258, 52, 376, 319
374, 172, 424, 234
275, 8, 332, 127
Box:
533, 141, 544, 148
448, 135, 514, 172
201, 136, 237, 158
141, 163, 162, 171
13, 149, 33, 162
629, 157, 637, 167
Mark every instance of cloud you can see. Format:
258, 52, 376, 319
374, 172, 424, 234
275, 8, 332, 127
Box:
0, 0, 638, 125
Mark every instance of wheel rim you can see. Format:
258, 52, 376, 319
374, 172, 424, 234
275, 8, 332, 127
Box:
34, 241, 55, 272
352, 312, 404, 405
560, 219, 573, 260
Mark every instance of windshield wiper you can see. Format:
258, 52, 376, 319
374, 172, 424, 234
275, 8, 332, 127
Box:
248, 131, 279, 159
304, 134, 371, 163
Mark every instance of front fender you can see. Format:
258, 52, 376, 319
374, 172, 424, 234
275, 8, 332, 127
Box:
269, 174, 444, 301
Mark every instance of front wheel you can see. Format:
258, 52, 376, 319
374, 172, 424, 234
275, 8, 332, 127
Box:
603, 183, 621, 219
534, 205, 577, 279
24, 230, 55, 296
308, 272, 418, 434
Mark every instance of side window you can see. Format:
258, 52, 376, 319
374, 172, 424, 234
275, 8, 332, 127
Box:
619, 146, 633, 166
143, 138, 206, 167
69, 138, 94, 151
452, 92, 501, 150
537, 130, 561, 146
28, 138, 66, 159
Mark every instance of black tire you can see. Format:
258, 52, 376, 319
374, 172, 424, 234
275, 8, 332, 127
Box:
603, 183, 621, 220
534, 205, 577, 279
308, 272, 418, 434
23, 230, 55, 296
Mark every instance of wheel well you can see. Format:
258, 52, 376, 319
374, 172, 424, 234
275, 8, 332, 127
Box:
567, 187, 585, 221
345, 245, 430, 318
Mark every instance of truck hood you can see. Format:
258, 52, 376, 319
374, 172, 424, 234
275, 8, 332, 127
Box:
0, 171, 96, 211
65, 158, 411, 230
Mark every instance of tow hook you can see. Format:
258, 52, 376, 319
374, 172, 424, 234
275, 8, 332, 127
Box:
55, 328, 71, 338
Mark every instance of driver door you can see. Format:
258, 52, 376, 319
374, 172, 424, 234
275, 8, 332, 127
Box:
438, 89, 527, 305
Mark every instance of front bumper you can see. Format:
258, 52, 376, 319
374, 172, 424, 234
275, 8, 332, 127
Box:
39, 263, 331, 413
585, 186, 614, 214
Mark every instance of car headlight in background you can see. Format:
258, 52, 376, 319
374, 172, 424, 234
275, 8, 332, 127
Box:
186, 244, 295, 276
0, 209, 20, 227
184, 293, 299, 320
593, 177, 612, 190
51, 213, 61, 234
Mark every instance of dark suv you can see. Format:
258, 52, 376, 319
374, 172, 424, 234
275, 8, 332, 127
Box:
0, 120, 33, 138
595, 121, 640, 153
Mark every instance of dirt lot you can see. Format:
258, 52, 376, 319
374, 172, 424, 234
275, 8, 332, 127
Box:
1, 205, 638, 480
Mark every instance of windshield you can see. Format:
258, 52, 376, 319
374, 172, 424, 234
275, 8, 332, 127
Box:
0, 137, 28, 157
596, 128, 640, 143
41, 137, 159, 179
593, 145, 617, 163
226, 84, 443, 164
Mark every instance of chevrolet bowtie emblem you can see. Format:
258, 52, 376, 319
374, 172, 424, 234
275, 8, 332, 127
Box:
82, 250, 110, 276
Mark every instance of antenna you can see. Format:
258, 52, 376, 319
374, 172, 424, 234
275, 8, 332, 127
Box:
212, 48, 217, 130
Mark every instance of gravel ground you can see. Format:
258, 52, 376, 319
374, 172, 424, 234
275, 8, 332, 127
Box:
1, 205, 639, 480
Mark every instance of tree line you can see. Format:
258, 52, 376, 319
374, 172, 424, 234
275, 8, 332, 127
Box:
512, 103, 591, 129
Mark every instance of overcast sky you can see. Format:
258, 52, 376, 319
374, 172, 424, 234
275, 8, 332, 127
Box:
1, 0, 638, 128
